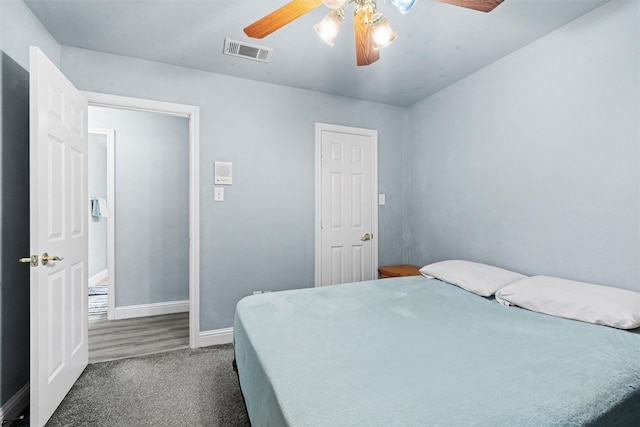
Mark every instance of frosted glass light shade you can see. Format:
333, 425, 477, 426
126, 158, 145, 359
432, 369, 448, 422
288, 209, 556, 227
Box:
323, 0, 348, 10
370, 14, 397, 50
390, 0, 417, 14
314, 10, 345, 46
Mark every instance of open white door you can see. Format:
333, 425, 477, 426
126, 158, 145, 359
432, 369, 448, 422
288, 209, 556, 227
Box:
28, 46, 88, 426
315, 123, 378, 286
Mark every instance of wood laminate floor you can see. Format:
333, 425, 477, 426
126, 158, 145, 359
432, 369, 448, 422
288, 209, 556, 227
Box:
88, 312, 189, 364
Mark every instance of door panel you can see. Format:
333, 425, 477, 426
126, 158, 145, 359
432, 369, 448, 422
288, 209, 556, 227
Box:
70, 146, 85, 236
317, 124, 377, 286
30, 46, 88, 427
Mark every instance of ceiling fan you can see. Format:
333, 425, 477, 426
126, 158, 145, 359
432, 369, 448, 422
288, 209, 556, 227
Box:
244, 0, 504, 66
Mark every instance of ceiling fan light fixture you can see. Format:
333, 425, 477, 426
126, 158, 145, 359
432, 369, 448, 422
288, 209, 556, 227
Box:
243, 0, 504, 66
370, 13, 397, 50
322, 0, 348, 10
390, 0, 417, 14
314, 9, 345, 46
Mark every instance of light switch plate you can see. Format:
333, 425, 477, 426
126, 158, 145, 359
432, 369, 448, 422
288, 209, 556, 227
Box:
214, 187, 224, 201
379, 194, 386, 205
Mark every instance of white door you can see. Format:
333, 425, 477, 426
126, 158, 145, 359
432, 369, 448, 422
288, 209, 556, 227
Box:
29, 46, 88, 427
315, 123, 378, 286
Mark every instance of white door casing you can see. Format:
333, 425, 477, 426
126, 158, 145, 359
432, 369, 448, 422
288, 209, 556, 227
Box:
315, 123, 378, 286
29, 46, 89, 427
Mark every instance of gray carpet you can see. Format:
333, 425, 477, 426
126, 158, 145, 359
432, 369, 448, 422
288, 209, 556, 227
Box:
46, 344, 250, 427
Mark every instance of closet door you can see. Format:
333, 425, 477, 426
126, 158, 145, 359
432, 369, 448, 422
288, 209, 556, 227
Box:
316, 123, 378, 286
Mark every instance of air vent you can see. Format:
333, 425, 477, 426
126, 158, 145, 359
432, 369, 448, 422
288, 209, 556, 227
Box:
224, 39, 273, 63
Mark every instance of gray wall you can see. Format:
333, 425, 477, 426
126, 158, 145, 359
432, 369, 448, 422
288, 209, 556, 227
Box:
60, 48, 410, 330
88, 107, 190, 307
407, 0, 640, 291
0, 0, 60, 412
88, 133, 108, 278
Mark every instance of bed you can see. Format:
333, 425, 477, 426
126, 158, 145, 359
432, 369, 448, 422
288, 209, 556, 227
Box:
233, 274, 640, 426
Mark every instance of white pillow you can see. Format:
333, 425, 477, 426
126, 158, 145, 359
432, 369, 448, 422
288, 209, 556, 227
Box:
419, 260, 527, 297
496, 276, 640, 330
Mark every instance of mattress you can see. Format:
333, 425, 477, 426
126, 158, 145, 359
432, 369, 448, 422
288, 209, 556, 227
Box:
233, 276, 640, 426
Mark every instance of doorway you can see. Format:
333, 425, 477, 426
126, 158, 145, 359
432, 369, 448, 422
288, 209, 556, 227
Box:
86, 106, 192, 362
84, 91, 201, 350
88, 128, 113, 319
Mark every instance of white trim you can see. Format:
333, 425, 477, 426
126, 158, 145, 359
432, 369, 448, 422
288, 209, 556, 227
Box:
0, 382, 29, 424
88, 268, 108, 286
315, 126, 322, 286
188, 105, 201, 349
83, 91, 201, 349
113, 300, 189, 320
199, 327, 234, 347
83, 91, 195, 118
88, 126, 116, 320
107, 128, 116, 320
314, 123, 379, 287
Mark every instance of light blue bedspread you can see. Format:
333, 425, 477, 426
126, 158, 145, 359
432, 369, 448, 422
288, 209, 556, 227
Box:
234, 276, 640, 426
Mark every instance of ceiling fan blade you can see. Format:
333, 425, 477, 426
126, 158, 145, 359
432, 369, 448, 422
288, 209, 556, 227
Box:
354, 7, 379, 66
244, 0, 324, 39
436, 0, 504, 13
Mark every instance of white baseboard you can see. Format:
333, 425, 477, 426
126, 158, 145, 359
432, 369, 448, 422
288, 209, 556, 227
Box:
0, 382, 29, 424
114, 300, 189, 320
88, 269, 108, 286
199, 327, 233, 347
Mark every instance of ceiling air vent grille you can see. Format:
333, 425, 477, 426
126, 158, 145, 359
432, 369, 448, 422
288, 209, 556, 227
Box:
224, 39, 273, 63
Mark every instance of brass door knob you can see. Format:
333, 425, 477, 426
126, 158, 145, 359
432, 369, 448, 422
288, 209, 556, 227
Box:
42, 252, 64, 265
361, 233, 372, 241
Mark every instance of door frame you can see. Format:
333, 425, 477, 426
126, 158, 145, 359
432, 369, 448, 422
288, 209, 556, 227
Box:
83, 91, 201, 349
314, 122, 379, 286
87, 127, 116, 320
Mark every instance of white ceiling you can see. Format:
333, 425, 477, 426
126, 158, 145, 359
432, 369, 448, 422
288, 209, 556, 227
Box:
24, 0, 609, 107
